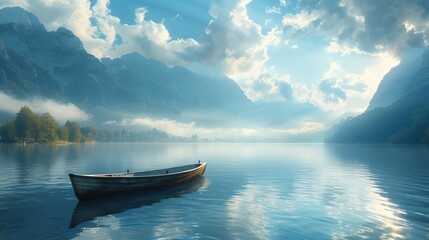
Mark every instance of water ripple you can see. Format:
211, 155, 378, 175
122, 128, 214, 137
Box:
0, 143, 428, 239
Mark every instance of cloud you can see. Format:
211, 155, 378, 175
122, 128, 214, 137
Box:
119, 117, 197, 137
265, 6, 281, 14
107, 117, 258, 139
198, 0, 281, 82
108, 6, 199, 65
248, 72, 293, 101
104, 116, 325, 141
326, 38, 366, 56
0, 92, 90, 123
282, 0, 429, 56
293, 55, 399, 113
282, 10, 321, 30
274, 121, 325, 134
318, 79, 346, 103
278, 82, 294, 101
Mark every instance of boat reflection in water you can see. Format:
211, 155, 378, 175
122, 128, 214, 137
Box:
69, 176, 209, 228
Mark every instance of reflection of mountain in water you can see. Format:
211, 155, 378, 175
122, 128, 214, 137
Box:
69, 176, 209, 228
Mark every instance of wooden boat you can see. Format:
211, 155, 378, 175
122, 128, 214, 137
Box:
69, 161, 207, 201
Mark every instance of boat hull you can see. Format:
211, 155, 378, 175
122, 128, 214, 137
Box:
69, 163, 207, 201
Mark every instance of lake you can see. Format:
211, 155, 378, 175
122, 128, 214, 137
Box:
0, 143, 428, 239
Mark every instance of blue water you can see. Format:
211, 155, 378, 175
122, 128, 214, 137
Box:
0, 143, 428, 239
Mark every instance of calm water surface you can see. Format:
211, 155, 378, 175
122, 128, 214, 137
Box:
0, 143, 428, 239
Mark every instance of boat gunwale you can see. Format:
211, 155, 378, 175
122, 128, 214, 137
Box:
69, 162, 206, 179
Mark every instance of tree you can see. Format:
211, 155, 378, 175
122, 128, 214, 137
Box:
0, 121, 18, 143
15, 106, 40, 140
64, 120, 82, 142
81, 126, 95, 142
58, 126, 69, 141
39, 113, 59, 142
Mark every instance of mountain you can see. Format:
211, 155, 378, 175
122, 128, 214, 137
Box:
368, 48, 429, 110
0, 41, 62, 99
102, 52, 251, 112
0, 7, 255, 125
0, 7, 327, 139
0, 7, 143, 111
327, 47, 429, 144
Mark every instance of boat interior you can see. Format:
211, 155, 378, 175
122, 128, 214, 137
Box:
102, 163, 202, 177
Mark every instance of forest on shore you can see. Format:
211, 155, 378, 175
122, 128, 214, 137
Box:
0, 106, 191, 143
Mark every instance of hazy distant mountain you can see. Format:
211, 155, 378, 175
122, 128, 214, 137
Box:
102, 52, 251, 112
368, 48, 429, 110
327, 47, 429, 144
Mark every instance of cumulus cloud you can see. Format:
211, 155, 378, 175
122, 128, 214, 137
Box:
282, 10, 321, 30
265, 6, 281, 14
248, 72, 293, 101
198, 0, 281, 82
293, 56, 399, 113
108, 6, 199, 65
0, 92, 90, 123
282, 0, 429, 56
318, 79, 346, 103
278, 82, 294, 101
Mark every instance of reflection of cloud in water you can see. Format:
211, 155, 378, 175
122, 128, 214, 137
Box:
225, 161, 407, 239
292, 163, 407, 239
227, 184, 292, 239
72, 215, 121, 239
153, 208, 188, 239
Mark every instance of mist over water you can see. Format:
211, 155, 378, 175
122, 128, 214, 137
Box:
0, 143, 428, 239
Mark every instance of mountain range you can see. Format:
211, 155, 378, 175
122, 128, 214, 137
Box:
327, 47, 429, 144
0, 6, 324, 139
0, 7, 252, 123
5, 6, 422, 142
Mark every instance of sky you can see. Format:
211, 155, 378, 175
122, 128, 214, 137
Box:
1, 0, 429, 139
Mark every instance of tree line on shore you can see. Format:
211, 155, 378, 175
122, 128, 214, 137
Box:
0, 106, 184, 143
